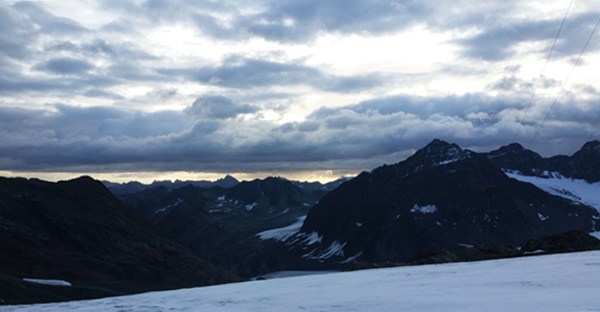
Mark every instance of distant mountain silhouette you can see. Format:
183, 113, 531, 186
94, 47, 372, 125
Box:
102, 175, 240, 195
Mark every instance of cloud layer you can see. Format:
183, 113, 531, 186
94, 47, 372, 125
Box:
1, 0, 599, 178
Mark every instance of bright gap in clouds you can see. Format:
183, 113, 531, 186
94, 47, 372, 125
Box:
307, 26, 457, 75
0, 170, 355, 184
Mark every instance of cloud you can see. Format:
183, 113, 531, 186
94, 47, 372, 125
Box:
185, 95, 258, 119
1, 93, 599, 173
167, 55, 384, 92
105, 0, 428, 42
237, 0, 429, 42
36, 57, 94, 75
1, 0, 600, 177
456, 12, 600, 61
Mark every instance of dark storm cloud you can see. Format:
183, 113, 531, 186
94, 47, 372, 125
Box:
2, 93, 599, 173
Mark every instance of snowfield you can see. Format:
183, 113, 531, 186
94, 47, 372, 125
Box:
2, 251, 600, 311
505, 171, 600, 212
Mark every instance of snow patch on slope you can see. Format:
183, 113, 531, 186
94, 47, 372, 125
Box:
22, 278, 71, 287
341, 251, 363, 264
257, 216, 305, 241
245, 202, 258, 211
303, 241, 347, 259
537, 213, 549, 221
155, 197, 183, 214
411, 204, 437, 214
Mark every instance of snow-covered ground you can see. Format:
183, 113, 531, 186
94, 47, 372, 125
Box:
254, 270, 337, 280
505, 172, 600, 212
3, 251, 599, 312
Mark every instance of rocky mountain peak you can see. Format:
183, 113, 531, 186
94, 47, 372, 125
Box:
215, 175, 239, 188
485, 142, 546, 176
409, 139, 471, 167
578, 140, 600, 154
499, 142, 525, 152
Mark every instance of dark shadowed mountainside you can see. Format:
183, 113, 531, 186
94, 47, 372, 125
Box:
292, 140, 599, 264
0, 176, 238, 305
118, 177, 328, 277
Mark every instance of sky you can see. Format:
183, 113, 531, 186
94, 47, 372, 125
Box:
1, 0, 599, 183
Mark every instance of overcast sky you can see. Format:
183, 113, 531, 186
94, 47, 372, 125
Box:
1, 0, 599, 182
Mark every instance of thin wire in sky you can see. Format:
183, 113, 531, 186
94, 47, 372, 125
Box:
512, 0, 574, 143
528, 16, 600, 148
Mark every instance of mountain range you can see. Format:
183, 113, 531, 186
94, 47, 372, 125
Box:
118, 177, 329, 277
286, 139, 600, 264
1, 139, 599, 304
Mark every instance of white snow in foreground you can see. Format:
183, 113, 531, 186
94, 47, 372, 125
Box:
591, 231, 600, 240
505, 172, 600, 212
21, 278, 71, 287
4, 251, 599, 312
410, 204, 437, 214
256, 216, 306, 241
255, 270, 337, 280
